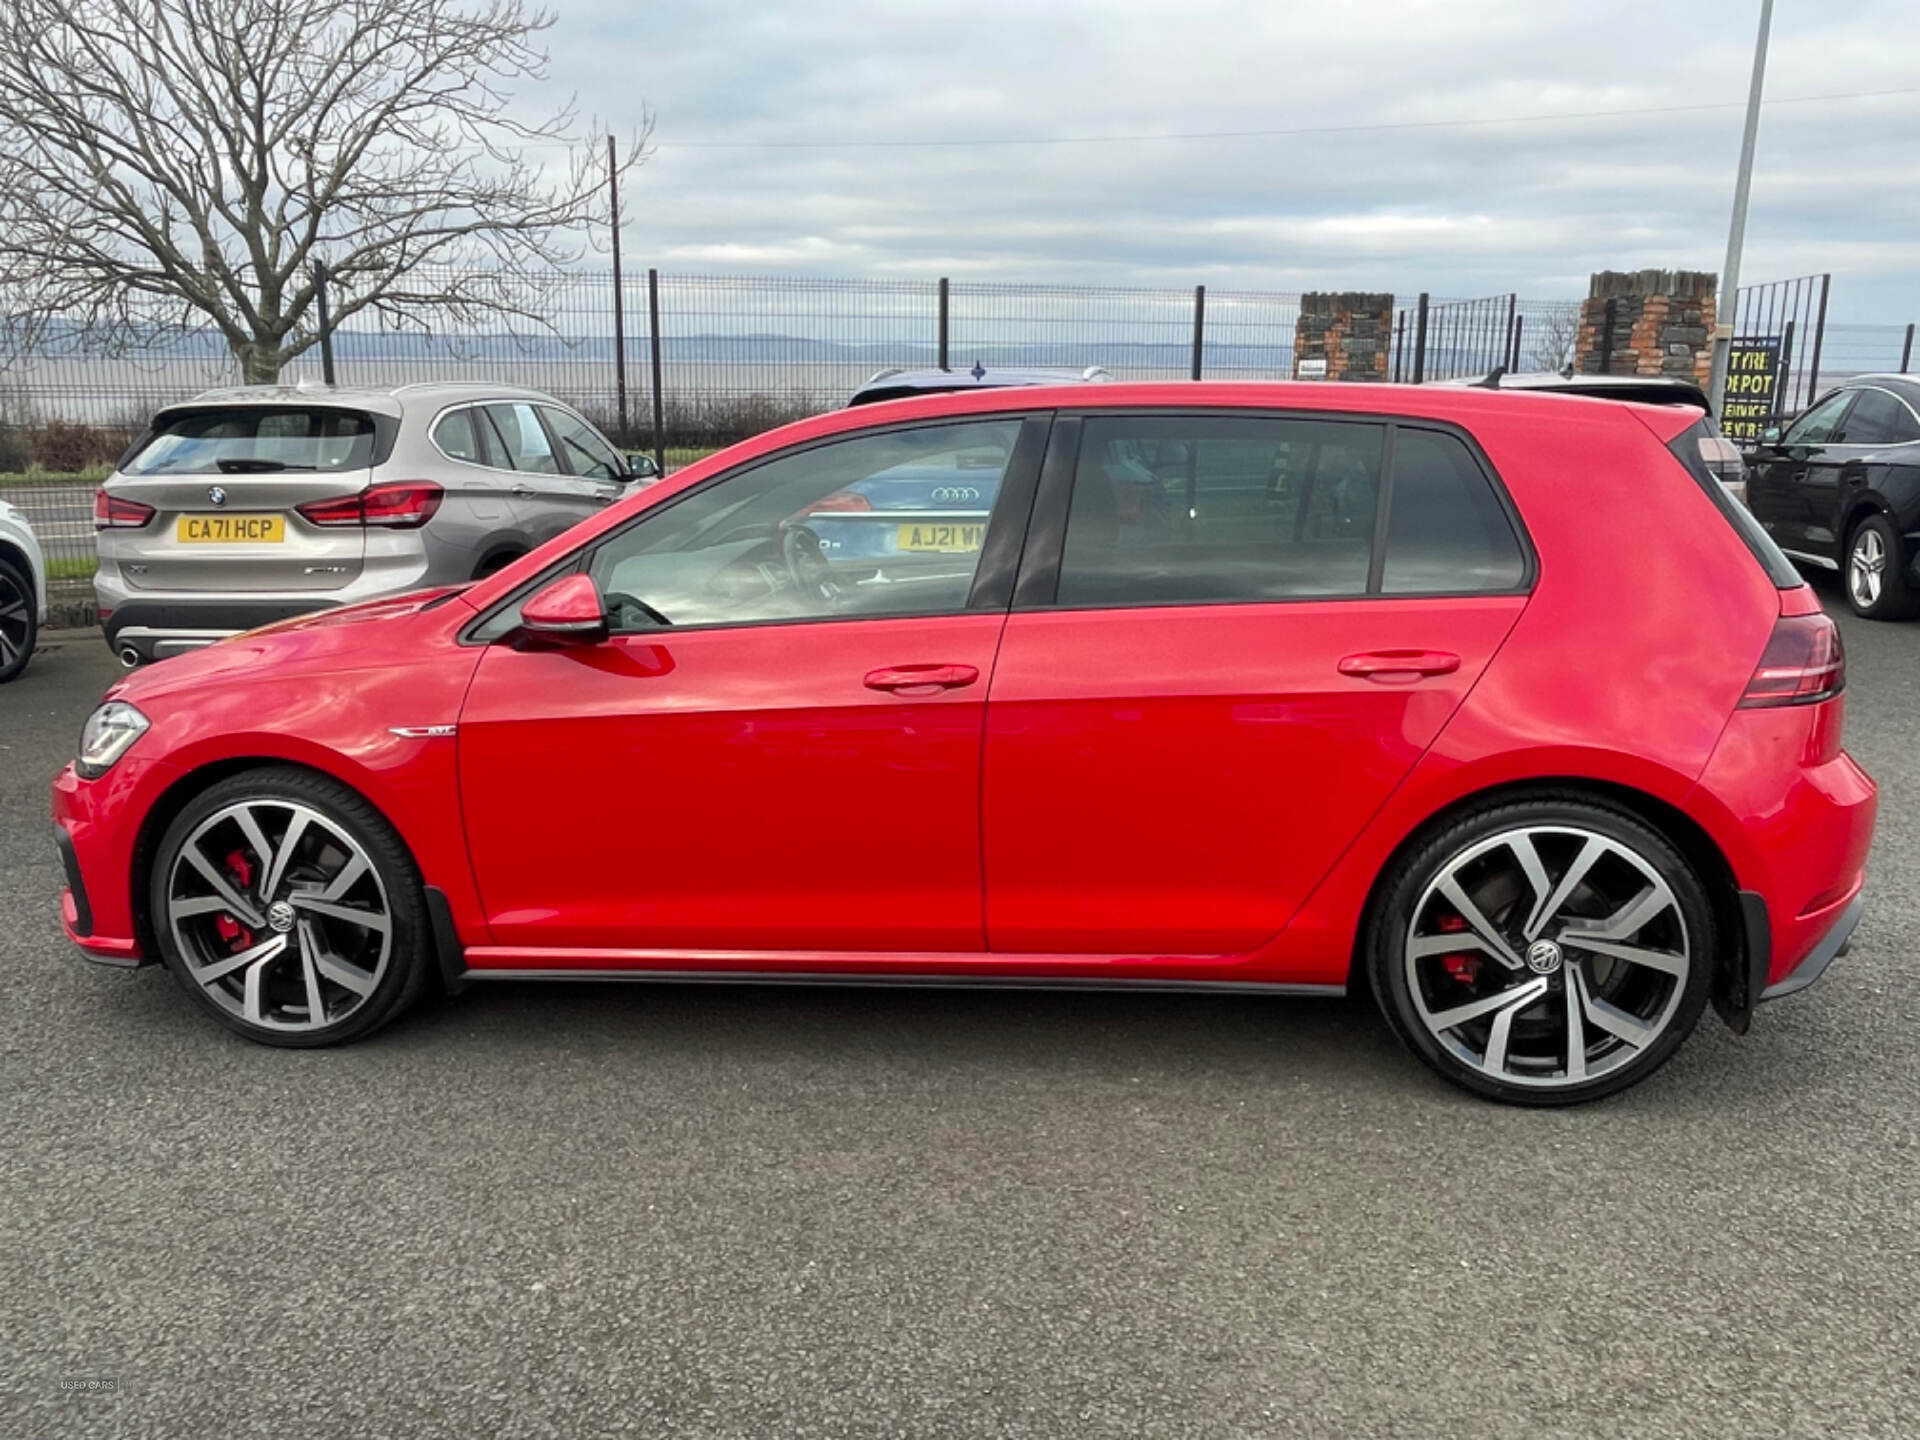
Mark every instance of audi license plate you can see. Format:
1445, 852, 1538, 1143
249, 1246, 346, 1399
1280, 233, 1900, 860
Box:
896, 522, 984, 553
177, 514, 285, 543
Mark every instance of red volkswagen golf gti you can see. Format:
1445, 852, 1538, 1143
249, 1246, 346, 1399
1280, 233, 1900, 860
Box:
51, 383, 1874, 1104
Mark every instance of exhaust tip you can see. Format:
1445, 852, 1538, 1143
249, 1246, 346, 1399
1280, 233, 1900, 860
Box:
118, 645, 143, 669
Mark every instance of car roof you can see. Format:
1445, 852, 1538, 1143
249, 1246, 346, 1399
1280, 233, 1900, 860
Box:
159, 381, 562, 422
1834, 374, 1920, 405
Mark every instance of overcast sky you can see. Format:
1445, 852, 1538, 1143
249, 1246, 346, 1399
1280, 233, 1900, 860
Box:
549, 0, 1917, 325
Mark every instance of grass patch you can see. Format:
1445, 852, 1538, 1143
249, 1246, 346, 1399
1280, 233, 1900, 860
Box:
46, 555, 97, 583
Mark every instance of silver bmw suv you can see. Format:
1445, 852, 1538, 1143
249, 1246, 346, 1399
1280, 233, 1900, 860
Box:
94, 382, 656, 665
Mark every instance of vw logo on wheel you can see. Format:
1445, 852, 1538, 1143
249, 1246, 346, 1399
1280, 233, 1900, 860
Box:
930, 487, 980, 504
207, 486, 228, 507
1525, 939, 1564, 974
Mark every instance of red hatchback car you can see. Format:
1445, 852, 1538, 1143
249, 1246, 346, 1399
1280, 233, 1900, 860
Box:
52, 383, 1874, 1104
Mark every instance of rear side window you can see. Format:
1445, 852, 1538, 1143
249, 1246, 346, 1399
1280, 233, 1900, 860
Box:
124, 408, 374, 476
1381, 429, 1526, 594
1839, 388, 1920, 446
1666, 417, 1799, 588
431, 409, 485, 465
1057, 415, 1384, 605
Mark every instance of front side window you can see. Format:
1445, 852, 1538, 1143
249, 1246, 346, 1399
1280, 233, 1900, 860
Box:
1835, 388, 1920, 447
1057, 415, 1384, 606
1784, 391, 1855, 446
586, 419, 1023, 631
543, 408, 625, 480
484, 403, 562, 474
124, 408, 375, 475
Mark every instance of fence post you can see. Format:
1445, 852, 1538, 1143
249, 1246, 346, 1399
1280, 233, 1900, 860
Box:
937, 277, 949, 372
1410, 294, 1430, 384
1806, 273, 1830, 398
313, 260, 337, 385
1598, 297, 1617, 374
647, 267, 665, 474
1509, 314, 1525, 371
1502, 294, 1516, 372
608, 136, 628, 439
1775, 319, 1796, 420
1392, 310, 1404, 382
1190, 285, 1206, 381
1903, 323, 1915, 373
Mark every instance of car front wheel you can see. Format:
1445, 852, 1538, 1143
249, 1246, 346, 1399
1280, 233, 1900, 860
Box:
1367, 797, 1715, 1106
0, 555, 36, 683
1845, 514, 1918, 620
150, 767, 431, 1046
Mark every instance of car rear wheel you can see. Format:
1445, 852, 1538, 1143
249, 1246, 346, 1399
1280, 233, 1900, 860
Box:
149, 767, 431, 1046
1366, 797, 1714, 1106
1844, 514, 1917, 620
0, 555, 36, 683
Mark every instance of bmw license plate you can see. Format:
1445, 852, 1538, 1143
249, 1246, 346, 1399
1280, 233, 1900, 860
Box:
896, 522, 984, 553
177, 514, 285, 543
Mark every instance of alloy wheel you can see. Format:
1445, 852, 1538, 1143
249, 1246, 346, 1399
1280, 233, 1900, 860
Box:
165, 799, 392, 1033
0, 568, 29, 672
1403, 825, 1691, 1091
1850, 526, 1885, 611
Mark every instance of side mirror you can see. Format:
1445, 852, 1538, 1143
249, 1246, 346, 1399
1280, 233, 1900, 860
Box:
515, 573, 608, 647
623, 452, 661, 482
1760, 423, 1783, 447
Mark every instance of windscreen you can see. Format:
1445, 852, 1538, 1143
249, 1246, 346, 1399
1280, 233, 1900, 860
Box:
123, 408, 376, 476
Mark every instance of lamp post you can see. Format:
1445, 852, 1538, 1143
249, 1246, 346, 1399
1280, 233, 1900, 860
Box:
1706, 0, 1774, 421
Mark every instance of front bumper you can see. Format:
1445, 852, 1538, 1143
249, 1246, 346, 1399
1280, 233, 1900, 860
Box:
51, 757, 175, 967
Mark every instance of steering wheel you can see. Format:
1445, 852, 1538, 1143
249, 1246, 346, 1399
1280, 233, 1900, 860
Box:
780, 525, 844, 609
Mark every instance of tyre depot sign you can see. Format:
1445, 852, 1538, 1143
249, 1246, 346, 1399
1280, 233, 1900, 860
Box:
1720, 336, 1785, 442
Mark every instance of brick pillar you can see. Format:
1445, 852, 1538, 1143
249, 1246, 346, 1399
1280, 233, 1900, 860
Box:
1575, 270, 1716, 386
1295, 292, 1394, 381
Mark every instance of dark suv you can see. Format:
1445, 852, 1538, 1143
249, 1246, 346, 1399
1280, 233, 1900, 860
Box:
1746, 375, 1920, 619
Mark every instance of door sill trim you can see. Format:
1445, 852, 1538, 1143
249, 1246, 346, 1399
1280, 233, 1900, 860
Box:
460, 963, 1343, 998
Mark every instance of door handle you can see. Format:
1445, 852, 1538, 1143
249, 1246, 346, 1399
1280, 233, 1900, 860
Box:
1338, 650, 1461, 682
509, 483, 536, 498
863, 664, 980, 693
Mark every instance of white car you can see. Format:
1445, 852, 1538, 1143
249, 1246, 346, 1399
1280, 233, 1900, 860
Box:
0, 496, 49, 682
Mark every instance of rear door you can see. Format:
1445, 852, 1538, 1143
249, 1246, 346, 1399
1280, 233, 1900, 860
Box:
981, 412, 1531, 956
105, 406, 374, 594
478, 402, 596, 543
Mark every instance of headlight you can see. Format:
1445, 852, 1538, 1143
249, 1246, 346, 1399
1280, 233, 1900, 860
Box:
76, 701, 150, 779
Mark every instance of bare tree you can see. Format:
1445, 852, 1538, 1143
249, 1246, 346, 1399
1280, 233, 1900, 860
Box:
0, 0, 647, 382
1529, 305, 1581, 373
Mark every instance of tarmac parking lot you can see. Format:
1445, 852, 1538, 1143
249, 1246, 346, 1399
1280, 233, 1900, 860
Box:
2, 584, 1917, 1438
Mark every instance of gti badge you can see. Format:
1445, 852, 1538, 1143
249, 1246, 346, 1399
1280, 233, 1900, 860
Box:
207, 486, 228, 507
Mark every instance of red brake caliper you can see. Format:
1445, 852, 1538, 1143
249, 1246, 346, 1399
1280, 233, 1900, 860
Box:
1437, 913, 1481, 986
214, 848, 258, 953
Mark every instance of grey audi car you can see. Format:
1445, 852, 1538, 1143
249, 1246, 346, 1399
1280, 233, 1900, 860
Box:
94, 383, 653, 665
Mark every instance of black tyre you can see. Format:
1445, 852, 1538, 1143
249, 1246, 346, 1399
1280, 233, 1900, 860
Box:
1365, 795, 1715, 1106
1843, 513, 1918, 621
0, 554, 36, 683
149, 767, 432, 1047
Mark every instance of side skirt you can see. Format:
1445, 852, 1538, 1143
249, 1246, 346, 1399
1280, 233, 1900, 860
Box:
459, 968, 1346, 997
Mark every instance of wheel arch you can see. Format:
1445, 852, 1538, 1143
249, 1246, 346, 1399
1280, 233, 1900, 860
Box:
1840, 495, 1892, 548
1347, 775, 1749, 1027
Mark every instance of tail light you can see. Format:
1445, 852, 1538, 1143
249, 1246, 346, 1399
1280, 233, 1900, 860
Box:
297, 481, 443, 529
1740, 612, 1844, 708
807, 489, 873, 513
94, 490, 155, 529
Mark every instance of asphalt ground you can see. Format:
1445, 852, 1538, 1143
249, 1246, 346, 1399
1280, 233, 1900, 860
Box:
2, 584, 1917, 1439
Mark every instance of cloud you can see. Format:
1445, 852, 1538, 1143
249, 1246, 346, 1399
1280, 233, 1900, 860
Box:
548, 0, 1920, 322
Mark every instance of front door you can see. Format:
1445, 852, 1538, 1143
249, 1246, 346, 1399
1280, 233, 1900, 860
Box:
457, 414, 1046, 957
982, 414, 1530, 956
